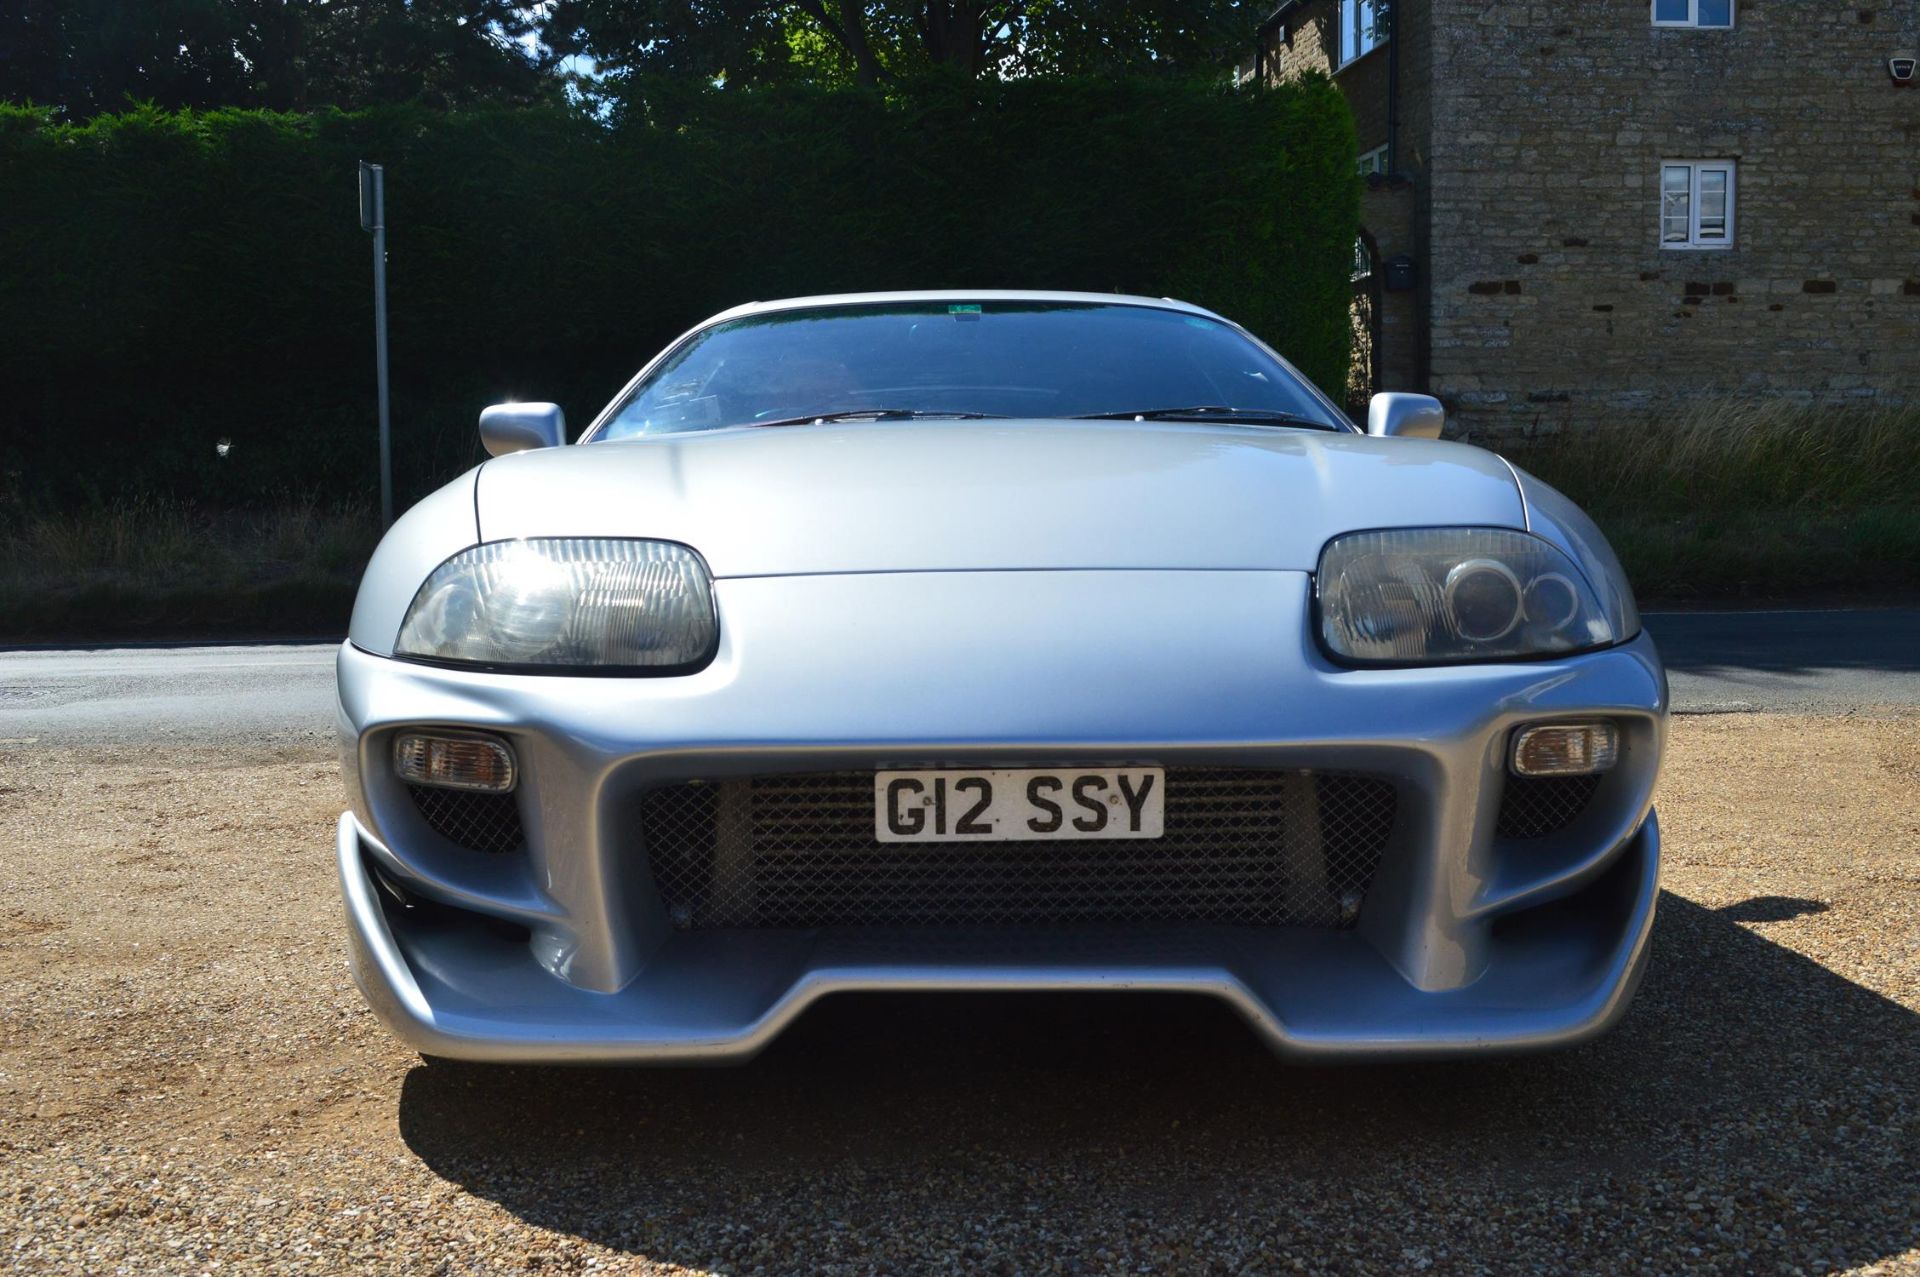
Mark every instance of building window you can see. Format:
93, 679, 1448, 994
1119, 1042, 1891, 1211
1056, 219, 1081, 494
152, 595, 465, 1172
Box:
1652, 0, 1733, 28
1339, 0, 1386, 67
1661, 161, 1737, 249
1357, 145, 1389, 177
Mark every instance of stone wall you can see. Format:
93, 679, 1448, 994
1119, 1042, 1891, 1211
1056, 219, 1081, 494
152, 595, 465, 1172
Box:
1259, 1, 1437, 399
1258, 2, 1397, 156
1426, 0, 1920, 438
1361, 179, 1422, 395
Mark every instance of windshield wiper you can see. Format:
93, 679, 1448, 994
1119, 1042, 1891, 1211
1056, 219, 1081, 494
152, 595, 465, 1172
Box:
1072, 405, 1339, 430
745, 409, 1005, 429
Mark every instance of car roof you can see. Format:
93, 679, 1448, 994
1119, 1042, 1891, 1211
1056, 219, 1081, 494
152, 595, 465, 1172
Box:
700, 290, 1227, 326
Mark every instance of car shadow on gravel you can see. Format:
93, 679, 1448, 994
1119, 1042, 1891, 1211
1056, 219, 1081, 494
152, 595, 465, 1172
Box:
397, 893, 1920, 1271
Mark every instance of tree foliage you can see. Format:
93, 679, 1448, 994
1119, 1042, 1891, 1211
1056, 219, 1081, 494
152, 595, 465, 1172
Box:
529, 0, 1253, 92
0, 79, 1356, 509
0, 0, 554, 118
1, 0, 1259, 119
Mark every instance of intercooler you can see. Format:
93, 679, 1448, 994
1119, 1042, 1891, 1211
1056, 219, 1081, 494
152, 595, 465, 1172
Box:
640, 768, 1399, 931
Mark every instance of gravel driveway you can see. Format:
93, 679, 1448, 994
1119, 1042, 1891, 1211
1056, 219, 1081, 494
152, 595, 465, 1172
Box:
1, 713, 1916, 1275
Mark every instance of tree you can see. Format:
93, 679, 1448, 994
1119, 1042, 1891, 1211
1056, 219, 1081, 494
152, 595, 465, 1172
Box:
542, 0, 1255, 92
0, 0, 556, 118
0, 0, 260, 117
291, 0, 556, 111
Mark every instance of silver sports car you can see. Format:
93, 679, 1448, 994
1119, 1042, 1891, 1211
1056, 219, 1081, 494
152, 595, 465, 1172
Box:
336, 291, 1666, 1063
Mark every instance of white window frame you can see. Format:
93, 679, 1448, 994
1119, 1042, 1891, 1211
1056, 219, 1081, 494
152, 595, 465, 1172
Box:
1660, 160, 1737, 251
1651, 0, 1734, 29
1357, 144, 1388, 177
1337, 0, 1387, 69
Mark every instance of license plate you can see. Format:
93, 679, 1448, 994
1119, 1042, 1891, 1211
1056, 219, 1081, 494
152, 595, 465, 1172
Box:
874, 768, 1164, 843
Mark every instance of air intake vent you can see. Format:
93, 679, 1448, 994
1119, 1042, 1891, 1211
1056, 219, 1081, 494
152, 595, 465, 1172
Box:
1496, 774, 1600, 840
406, 785, 525, 854
642, 768, 1397, 931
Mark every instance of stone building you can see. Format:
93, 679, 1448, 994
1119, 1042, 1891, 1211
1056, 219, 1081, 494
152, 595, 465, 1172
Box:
1248, 1, 1920, 436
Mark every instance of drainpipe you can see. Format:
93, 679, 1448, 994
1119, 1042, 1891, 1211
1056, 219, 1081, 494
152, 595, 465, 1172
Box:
1383, 0, 1425, 392
1386, 0, 1401, 175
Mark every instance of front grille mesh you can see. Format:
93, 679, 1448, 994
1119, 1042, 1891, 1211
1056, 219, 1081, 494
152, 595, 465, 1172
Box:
641, 769, 1397, 931
406, 785, 525, 854
1496, 774, 1601, 840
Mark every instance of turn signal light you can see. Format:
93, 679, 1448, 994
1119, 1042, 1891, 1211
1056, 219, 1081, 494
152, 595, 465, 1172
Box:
394, 731, 517, 792
1510, 722, 1618, 777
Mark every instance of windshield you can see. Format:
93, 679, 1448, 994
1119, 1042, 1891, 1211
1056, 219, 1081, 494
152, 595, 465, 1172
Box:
590, 301, 1344, 440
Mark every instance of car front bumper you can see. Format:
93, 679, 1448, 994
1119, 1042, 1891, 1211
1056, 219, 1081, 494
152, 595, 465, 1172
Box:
336, 569, 1667, 1063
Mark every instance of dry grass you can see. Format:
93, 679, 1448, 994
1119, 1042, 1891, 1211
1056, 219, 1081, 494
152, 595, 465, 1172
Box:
1499, 402, 1920, 601
1, 400, 1914, 638
1501, 400, 1920, 515
0, 495, 376, 641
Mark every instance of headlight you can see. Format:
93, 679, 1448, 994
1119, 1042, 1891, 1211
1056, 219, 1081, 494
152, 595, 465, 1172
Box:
395, 539, 717, 672
1316, 528, 1618, 665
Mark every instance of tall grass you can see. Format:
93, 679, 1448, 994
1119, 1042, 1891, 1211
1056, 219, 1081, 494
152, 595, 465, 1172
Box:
1500, 401, 1920, 516
12, 494, 216, 579
1, 401, 1914, 635
1500, 403, 1920, 600
0, 496, 379, 639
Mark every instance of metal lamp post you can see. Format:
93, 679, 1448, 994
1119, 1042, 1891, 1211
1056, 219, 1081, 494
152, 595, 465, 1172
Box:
359, 161, 393, 528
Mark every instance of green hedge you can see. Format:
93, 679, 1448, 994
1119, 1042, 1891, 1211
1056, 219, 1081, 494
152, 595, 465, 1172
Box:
0, 78, 1357, 511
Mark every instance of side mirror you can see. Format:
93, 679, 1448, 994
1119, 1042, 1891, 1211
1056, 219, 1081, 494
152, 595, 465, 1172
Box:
479, 402, 566, 457
1366, 392, 1445, 440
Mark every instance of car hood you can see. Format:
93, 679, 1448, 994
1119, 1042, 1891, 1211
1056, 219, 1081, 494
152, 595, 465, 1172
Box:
474, 420, 1526, 576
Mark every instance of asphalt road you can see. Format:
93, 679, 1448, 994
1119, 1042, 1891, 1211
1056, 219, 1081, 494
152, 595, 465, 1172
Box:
0, 642, 340, 747
1650, 606, 1920, 714
0, 609, 1915, 745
